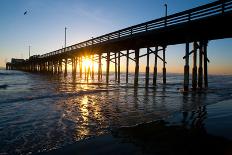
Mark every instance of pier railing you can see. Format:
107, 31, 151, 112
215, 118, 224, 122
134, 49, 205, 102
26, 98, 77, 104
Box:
39, 0, 232, 58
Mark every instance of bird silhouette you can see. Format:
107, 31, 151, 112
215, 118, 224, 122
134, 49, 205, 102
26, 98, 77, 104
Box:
24, 11, 27, 15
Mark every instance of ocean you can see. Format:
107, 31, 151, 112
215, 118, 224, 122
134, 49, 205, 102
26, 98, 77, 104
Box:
0, 69, 232, 155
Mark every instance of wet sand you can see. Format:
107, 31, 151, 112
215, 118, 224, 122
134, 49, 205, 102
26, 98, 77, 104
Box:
40, 100, 232, 155
39, 134, 141, 155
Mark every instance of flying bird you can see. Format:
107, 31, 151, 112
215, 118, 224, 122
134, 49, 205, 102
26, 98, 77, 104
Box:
24, 11, 27, 15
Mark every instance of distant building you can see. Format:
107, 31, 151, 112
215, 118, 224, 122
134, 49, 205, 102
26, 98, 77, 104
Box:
11, 58, 25, 64
5, 58, 25, 70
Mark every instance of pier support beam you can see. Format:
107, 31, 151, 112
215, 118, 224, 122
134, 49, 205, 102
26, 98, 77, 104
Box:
98, 53, 102, 81
126, 50, 129, 84
51, 61, 54, 73
42, 62, 45, 72
85, 66, 87, 80
106, 52, 110, 84
72, 57, 77, 75
198, 42, 203, 89
54, 61, 58, 74
163, 46, 166, 84
45, 62, 48, 72
48, 61, 52, 73
134, 48, 140, 86
153, 46, 158, 86
72, 58, 74, 74
114, 52, 117, 82
145, 48, 150, 87
92, 55, 94, 80
184, 42, 190, 91
203, 40, 208, 88
64, 58, 68, 75
85, 57, 87, 80
79, 57, 82, 78
87, 66, 91, 81
192, 42, 198, 90
58, 59, 62, 73
118, 52, 121, 83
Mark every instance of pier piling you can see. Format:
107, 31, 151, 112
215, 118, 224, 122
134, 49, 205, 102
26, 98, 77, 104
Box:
106, 52, 110, 84
92, 55, 94, 80
126, 50, 129, 84
198, 42, 203, 89
134, 48, 140, 86
192, 42, 198, 90
64, 58, 67, 75
203, 41, 208, 88
98, 53, 102, 81
118, 52, 121, 83
79, 57, 82, 78
184, 42, 190, 91
59, 59, 62, 73
163, 46, 166, 84
153, 46, 158, 86
115, 52, 117, 82
145, 48, 150, 87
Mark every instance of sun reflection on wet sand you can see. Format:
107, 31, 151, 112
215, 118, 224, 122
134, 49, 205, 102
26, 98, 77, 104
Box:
77, 96, 90, 138
58, 91, 107, 141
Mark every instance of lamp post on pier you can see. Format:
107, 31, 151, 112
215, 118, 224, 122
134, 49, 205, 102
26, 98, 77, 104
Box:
164, 4, 167, 26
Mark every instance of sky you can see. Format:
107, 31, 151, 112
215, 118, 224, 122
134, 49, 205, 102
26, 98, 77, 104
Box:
0, 0, 231, 74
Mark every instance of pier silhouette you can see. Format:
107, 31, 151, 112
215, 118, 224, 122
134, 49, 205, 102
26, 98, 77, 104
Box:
6, 0, 232, 91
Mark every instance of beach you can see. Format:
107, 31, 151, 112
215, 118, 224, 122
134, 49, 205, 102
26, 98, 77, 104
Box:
0, 69, 232, 154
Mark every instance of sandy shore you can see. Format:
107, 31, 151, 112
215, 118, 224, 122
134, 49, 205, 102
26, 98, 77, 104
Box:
38, 133, 142, 155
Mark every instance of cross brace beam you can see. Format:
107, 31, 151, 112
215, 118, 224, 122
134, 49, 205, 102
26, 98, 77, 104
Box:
148, 48, 167, 64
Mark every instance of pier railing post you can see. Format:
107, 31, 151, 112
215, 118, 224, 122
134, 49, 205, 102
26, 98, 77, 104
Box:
192, 42, 198, 90
203, 40, 208, 88
134, 48, 140, 86
145, 48, 150, 87
184, 42, 190, 91
163, 46, 166, 84
153, 46, 158, 86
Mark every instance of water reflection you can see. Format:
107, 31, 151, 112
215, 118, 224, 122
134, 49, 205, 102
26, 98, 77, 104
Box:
111, 102, 232, 155
46, 73, 231, 133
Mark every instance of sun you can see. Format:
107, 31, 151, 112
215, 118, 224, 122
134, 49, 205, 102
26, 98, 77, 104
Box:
82, 57, 92, 68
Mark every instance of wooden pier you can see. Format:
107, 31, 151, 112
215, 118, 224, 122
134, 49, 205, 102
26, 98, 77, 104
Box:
6, 0, 232, 91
